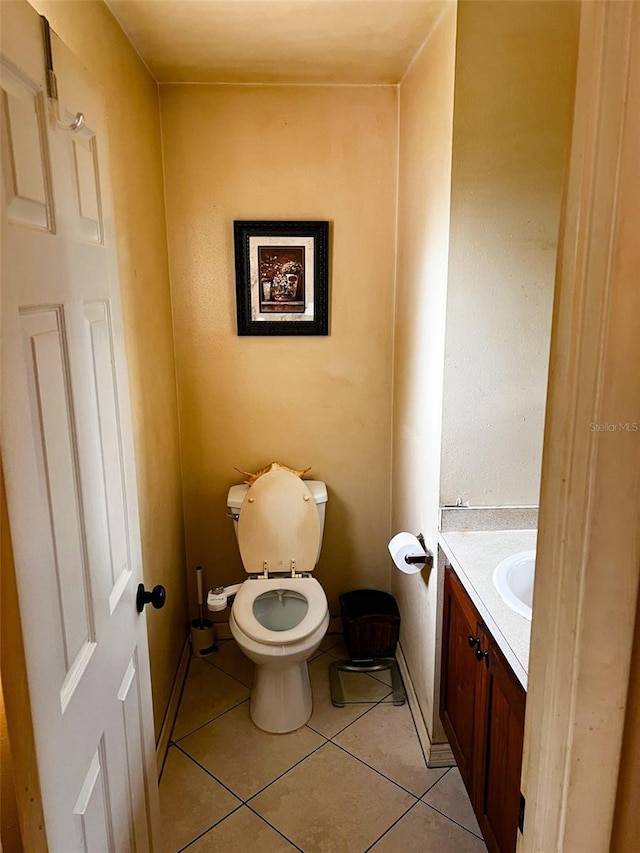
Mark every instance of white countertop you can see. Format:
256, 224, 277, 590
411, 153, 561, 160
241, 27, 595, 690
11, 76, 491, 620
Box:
439, 529, 537, 690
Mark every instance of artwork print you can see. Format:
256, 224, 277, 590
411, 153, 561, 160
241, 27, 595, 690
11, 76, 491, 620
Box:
258, 246, 305, 313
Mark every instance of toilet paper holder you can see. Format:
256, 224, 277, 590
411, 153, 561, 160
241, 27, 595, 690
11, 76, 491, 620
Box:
388, 532, 434, 571
404, 533, 434, 567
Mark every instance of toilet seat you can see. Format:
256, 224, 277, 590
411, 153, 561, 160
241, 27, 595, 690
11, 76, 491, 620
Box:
233, 577, 328, 646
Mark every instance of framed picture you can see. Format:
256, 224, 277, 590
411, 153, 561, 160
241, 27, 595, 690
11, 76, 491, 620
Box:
233, 220, 329, 336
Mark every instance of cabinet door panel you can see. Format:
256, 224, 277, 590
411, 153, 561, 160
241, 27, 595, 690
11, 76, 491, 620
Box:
478, 635, 526, 853
440, 566, 483, 792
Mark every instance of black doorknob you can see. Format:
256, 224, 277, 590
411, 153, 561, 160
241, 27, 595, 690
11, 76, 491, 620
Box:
136, 583, 166, 613
468, 635, 480, 649
475, 648, 489, 662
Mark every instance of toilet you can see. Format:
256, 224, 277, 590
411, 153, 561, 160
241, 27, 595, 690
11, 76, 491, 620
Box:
226, 469, 330, 733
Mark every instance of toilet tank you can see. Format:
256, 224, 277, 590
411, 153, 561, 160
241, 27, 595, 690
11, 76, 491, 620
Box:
227, 480, 328, 564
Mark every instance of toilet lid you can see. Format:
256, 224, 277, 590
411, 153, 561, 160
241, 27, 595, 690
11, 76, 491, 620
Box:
238, 469, 321, 575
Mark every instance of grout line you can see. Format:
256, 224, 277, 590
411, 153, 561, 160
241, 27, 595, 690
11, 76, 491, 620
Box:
368, 669, 394, 687
175, 803, 245, 852
321, 637, 343, 651
307, 717, 363, 740
324, 691, 453, 800
305, 672, 398, 740
307, 694, 383, 740
199, 652, 255, 689
363, 799, 422, 853
244, 739, 329, 804
321, 647, 347, 661
172, 697, 250, 744
306, 710, 371, 740
172, 742, 246, 804
417, 766, 451, 799
324, 664, 395, 698
328, 739, 421, 801
243, 804, 305, 852
420, 801, 486, 842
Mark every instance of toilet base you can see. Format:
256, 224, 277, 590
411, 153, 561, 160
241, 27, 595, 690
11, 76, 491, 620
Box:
230, 602, 329, 734
251, 660, 312, 733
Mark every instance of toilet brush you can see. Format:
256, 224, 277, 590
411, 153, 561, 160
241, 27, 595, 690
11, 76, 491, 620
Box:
190, 566, 217, 655
196, 565, 205, 628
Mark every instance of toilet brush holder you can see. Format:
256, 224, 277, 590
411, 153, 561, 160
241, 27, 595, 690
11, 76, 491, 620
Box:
190, 618, 217, 656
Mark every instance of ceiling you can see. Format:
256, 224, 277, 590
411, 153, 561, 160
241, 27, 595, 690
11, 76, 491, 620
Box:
106, 0, 446, 85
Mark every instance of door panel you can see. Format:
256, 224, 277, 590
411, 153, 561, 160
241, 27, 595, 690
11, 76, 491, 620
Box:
19, 306, 97, 705
71, 126, 103, 242
0, 60, 54, 230
1, 3, 160, 849
73, 744, 114, 853
83, 299, 132, 613
117, 652, 153, 852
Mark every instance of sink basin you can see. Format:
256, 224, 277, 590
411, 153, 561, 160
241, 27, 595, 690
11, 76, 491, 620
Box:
493, 550, 535, 620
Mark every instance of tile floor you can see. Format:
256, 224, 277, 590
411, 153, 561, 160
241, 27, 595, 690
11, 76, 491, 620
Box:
160, 636, 487, 853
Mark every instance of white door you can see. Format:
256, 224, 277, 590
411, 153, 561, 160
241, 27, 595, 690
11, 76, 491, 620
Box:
1, 2, 161, 850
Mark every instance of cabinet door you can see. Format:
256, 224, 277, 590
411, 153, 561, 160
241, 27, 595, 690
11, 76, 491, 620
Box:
476, 630, 526, 853
440, 566, 485, 794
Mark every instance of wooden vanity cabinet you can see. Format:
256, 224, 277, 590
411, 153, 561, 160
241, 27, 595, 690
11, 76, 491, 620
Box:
440, 565, 526, 853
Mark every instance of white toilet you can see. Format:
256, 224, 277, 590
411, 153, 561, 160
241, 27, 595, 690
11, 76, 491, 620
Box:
226, 469, 330, 733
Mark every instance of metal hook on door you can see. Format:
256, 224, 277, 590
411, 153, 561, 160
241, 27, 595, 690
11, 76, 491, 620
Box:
41, 15, 85, 133
55, 108, 85, 132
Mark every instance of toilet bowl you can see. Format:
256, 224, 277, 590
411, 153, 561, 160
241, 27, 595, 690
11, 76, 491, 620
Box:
226, 469, 329, 733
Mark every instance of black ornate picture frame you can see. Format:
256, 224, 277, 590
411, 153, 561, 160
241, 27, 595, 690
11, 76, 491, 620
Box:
234, 220, 329, 336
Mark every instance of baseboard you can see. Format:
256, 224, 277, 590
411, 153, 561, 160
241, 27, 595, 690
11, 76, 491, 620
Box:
428, 740, 456, 767
396, 642, 455, 769
156, 635, 190, 778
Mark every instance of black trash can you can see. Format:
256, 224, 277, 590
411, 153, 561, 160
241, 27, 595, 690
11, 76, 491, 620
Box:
339, 589, 401, 660
330, 589, 406, 707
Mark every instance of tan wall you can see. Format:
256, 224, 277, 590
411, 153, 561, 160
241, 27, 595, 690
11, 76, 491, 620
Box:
440, 0, 580, 506
30, 0, 187, 735
160, 84, 397, 613
392, 5, 457, 743
0, 682, 22, 853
